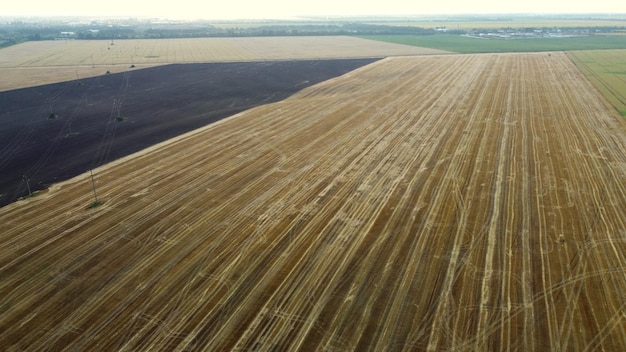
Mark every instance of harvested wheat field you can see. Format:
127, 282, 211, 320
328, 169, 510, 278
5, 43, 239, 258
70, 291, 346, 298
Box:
2, 52, 626, 351
0, 36, 447, 91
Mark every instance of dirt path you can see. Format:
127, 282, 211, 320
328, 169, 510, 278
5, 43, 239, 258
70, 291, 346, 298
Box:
1, 52, 626, 351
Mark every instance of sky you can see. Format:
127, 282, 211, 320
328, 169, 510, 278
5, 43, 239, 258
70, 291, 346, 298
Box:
3, 0, 625, 20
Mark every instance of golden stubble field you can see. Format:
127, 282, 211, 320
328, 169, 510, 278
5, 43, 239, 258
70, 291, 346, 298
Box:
2, 52, 626, 351
0, 36, 448, 91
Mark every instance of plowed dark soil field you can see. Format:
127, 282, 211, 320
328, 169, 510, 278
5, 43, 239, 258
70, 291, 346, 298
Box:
0, 58, 378, 207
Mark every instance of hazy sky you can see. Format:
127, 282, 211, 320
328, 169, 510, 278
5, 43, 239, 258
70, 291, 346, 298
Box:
4, 0, 625, 19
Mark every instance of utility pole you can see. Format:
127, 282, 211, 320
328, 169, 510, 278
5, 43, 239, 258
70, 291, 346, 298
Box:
23, 175, 31, 196
89, 169, 99, 204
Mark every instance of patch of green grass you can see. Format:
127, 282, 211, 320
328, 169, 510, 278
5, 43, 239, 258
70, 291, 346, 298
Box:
115, 116, 127, 122
360, 34, 626, 53
19, 190, 41, 200
87, 200, 103, 209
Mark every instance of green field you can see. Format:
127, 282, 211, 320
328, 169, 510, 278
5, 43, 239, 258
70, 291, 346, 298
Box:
568, 50, 626, 116
361, 34, 626, 53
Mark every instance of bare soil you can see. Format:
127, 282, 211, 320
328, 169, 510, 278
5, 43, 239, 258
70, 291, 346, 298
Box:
0, 59, 378, 206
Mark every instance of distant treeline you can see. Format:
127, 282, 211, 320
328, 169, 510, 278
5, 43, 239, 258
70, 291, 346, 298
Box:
2, 19, 622, 49
0, 21, 437, 48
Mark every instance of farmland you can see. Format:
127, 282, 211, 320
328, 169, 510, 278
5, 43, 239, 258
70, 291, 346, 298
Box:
0, 36, 447, 91
362, 34, 626, 53
568, 49, 626, 116
0, 59, 379, 207
1, 52, 626, 350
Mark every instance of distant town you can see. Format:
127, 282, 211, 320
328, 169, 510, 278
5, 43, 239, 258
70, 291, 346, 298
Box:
462, 26, 621, 39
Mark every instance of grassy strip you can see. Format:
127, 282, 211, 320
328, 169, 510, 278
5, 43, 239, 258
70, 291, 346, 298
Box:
360, 34, 626, 53
568, 50, 626, 117
18, 190, 42, 200
87, 200, 103, 209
